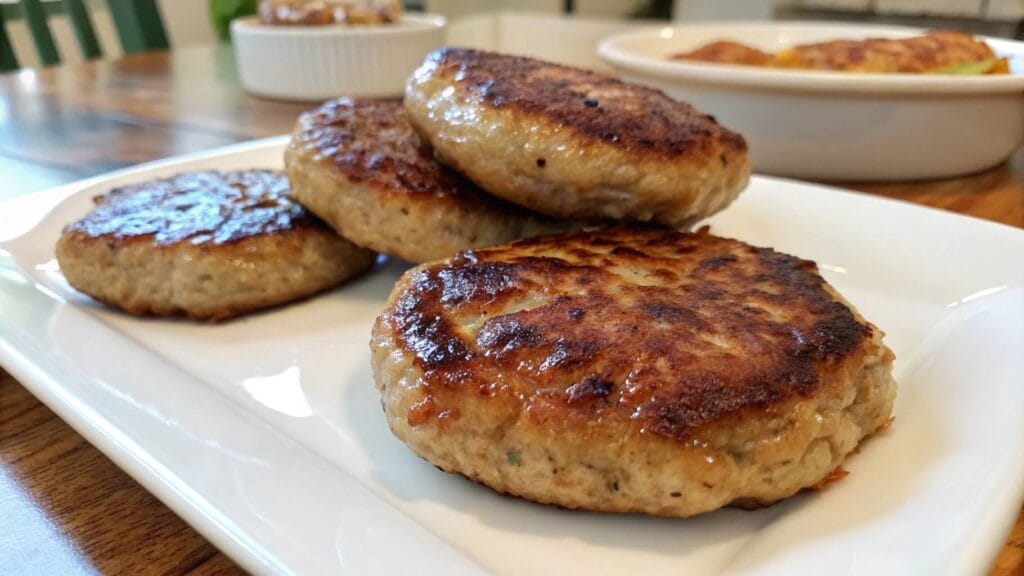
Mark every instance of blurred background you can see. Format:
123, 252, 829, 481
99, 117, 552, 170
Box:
1, 0, 1021, 68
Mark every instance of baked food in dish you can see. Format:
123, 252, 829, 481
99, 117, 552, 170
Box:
285, 98, 572, 263
56, 170, 376, 321
259, 0, 402, 25
404, 48, 750, 229
372, 227, 896, 517
673, 30, 1010, 74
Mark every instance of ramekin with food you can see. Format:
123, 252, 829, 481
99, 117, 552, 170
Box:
232, 0, 445, 100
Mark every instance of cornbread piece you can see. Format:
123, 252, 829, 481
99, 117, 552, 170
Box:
673, 30, 1009, 74
774, 30, 1006, 73
404, 48, 750, 228
57, 170, 376, 321
285, 98, 572, 263
372, 228, 896, 517
671, 40, 774, 66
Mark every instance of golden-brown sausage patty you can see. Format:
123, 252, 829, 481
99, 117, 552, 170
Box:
285, 98, 573, 263
372, 227, 896, 516
57, 169, 376, 321
404, 48, 751, 228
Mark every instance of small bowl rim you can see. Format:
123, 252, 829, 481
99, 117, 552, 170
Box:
231, 12, 445, 37
597, 21, 1024, 95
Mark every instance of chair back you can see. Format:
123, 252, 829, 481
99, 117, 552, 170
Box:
0, 0, 169, 72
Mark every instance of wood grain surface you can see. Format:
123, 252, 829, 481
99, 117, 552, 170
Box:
0, 45, 1021, 575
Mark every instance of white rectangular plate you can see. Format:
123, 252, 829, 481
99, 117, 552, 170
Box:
1, 137, 1022, 576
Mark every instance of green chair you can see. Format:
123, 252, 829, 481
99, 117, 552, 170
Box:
0, 0, 169, 72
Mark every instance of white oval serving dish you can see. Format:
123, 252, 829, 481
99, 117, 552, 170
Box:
231, 13, 445, 101
598, 22, 1024, 181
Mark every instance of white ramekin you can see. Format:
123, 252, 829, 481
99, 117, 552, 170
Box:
231, 14, 445, 101
598, 22, 1024, 181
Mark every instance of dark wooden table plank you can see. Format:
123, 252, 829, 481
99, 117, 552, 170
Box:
0, 46, 312, 141
0, 44, 1021, 576
0, 103, 238, 175
844, 147, 1024, 229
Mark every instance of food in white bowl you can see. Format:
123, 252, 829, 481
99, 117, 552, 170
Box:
598, 22, 1024, 181
231, 9, 444, 101
673, 30, 1010, 74
259, 0, 403, 25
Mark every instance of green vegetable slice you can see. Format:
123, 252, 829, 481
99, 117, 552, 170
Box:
933, 59, 997, 75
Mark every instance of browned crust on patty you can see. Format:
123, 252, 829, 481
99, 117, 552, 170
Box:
287, 98, 536, 218
285, 98, 588, 263
415, 48, 747, 159
64, 169, 323, 246
377, 227, 876, 441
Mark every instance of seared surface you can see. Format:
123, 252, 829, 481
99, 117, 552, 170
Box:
383, 227, 870, 438
373, 227, 896, 516
66, 170, 317, 245
285, 98, 571, 263
419, 48, 746, 158
404, 48, 750, 227
289, 99, 517, 213
57, 170, 375, 320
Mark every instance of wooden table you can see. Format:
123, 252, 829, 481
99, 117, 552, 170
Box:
1, 44, 1022, 575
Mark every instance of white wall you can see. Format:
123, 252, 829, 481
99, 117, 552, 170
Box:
155, 0, 215, 47
671, 0, 782, 21
790, 0, 1022, 20
446, 12, 652, 71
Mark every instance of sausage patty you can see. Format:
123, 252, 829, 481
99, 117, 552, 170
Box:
372, 227, 896, 516
404, 48, 751, 228
57, 170, 376, 321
